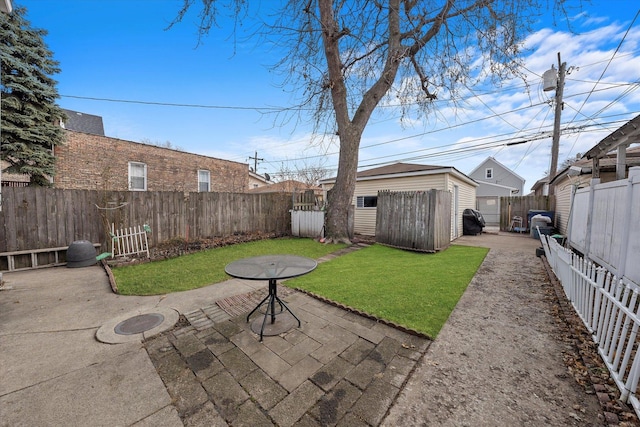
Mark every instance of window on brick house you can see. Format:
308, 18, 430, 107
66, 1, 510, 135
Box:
128, 162, 147, 191
198, 170, 210, 192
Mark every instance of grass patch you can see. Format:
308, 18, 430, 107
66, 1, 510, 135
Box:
286, 244, 488, 338
113, 237, 347, 296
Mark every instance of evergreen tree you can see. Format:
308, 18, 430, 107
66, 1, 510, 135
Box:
1, 6, 65, 186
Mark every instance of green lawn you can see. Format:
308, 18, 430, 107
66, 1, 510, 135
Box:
113, 237, 347, 295
286, 244, 488, 338
113, 238, 488, 339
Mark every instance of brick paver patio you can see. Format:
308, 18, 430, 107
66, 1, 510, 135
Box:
145, 288, 430, 426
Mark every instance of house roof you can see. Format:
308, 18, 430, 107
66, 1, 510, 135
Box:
247, 180, 321, 194
530, 177, 548, 191
583, 114, 640, 160
320, 162, 477, 187
248, 171, 272, 184
468, 156, 526, 183
549, 144, 640, 185
1, 0, 12, 13
474, 180, 518, 192
355, 163, 444, 177
62, 109, 105, 136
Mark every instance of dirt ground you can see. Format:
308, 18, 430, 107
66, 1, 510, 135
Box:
383, 231, 639, 427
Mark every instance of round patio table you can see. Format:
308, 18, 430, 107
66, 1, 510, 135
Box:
225, 255, 317, 341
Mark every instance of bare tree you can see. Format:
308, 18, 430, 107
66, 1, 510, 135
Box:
272, 157, 331, 186
296, 158, 331, 186
273, 161, 297, 183
171, 0, 571, 242
140, 138, 184, 152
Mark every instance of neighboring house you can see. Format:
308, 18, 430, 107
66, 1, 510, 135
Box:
249, 179, 324, 208
248, 179, 320, 194
1, 0, 12, 13
61, 109, 105, 135
530, 177, 549, 196
319, 163, 477, 239
0, 107, 94, 188
549, 115, 640, 236
54, 130, 248, 192
248, 171, 272, 190
467, 157, 525, 226
0, 160, 29, 187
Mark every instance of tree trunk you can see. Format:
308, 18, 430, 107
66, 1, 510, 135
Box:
325, 125, 361, 243
318, 0, 403, 243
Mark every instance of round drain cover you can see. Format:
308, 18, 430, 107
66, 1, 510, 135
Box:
114, 313, 165, 335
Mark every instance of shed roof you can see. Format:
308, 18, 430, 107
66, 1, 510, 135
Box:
320, 162, 477, 187
549, 144, 640, 185
583, 114, 640, 160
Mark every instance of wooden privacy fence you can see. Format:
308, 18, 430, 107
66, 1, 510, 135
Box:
499, 195, 555, 231
541, 234, 640, 418
292, 189, 321, 211
0, 187, 293, 256
375, 190, 451, 252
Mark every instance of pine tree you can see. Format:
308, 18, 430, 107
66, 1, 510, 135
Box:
1, 6, 65, 186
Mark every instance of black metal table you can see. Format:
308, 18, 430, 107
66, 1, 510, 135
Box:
224, 255, 317, 341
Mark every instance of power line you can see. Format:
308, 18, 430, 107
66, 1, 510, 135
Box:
566, 9, 640, 127
60, 94, 288, 112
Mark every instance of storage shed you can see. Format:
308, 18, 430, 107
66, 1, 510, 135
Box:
319, 163, 478, 240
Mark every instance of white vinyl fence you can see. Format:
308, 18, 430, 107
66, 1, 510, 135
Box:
542, 234, 640, 417
290, 210, 325, 238
568, 167, 640, 286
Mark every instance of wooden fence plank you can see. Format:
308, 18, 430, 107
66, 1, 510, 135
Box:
375, 190, 451, 252
499, 195, 555, 230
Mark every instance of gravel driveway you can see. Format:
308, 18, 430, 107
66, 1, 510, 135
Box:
382, 232, 610, 426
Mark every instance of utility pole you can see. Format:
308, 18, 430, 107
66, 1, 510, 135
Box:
548, 52, 566, 195
248, 151, 263, 173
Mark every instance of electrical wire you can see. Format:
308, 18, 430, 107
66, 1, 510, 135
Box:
566, 9, 640, 127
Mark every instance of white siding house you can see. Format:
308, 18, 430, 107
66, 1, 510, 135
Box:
319, 163, 478, 240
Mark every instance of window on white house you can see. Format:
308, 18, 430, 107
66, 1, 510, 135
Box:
198, 170, 210, 192
485, 168, 493, 179
356, 196, 378, 208
128, 162, 147, 191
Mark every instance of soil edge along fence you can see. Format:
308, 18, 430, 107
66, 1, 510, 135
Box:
0, 187, 293, 260
541, 234, 640, 419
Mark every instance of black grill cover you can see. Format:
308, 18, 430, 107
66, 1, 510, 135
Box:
463, 209, 485, 235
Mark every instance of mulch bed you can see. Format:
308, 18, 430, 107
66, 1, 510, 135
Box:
107, 231, 286, 267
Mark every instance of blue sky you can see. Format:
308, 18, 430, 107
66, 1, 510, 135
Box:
15, 0, 640, 191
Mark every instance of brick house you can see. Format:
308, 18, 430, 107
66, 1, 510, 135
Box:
53, 130, 249, 192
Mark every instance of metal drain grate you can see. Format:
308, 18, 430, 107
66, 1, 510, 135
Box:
114, 313, 165, 335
